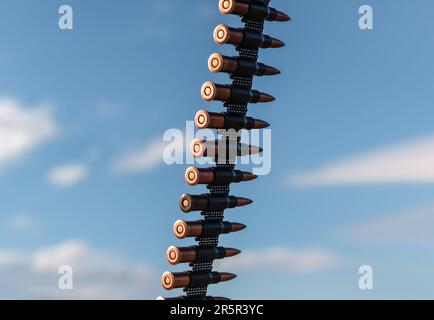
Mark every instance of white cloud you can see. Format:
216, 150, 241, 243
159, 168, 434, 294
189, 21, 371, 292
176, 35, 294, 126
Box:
0, 98, 57, 167
288, 133, 434, 186
0, 240, 156, 299
216, 247, 343, 274
112, 139, 166, 174
48, 164, 88, 187
341, 205, 434, 246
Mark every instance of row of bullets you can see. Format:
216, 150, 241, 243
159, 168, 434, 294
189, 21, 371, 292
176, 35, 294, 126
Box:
161, 0, 289, 300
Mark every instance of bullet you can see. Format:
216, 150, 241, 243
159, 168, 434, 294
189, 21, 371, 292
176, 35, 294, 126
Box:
201, 81, 275, 104
208, 53, 280, 76
157, 296, 230, 301
190, 139, 263, 158
173, 220, 246, 239
167, 245, 241, 265
162, 271, 237, 290
180, 194, 252, 213
214, 24, 285, 49
195, 109, 269, 131
185, 166, 257, 186
219, 0, 291, 22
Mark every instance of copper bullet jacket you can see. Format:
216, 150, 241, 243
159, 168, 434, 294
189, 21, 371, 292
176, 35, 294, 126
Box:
162, 271, 190, 290
179, 194, 252, 213
173, 220, 246, 239
208, 53, 238, 74
201, 81, 231, 102
167, 246, 196, 265
213, 24, 285, 49
190, 139, 263, 158
214, 24, 244, 46
219, 0, 291, 22
208, 53, 281, 76
185, 166, 257, 186
185, 166, 214, 185
194, 109, 270, 131
201, 81, 275, 104
167, 245, 241, 265
173, 220, 201, 238
161, 271, 237, 290
219, 0, 249, 16
195, 109, 225, 129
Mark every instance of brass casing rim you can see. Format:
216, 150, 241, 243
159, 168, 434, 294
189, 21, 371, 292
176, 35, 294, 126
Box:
167, 246, 181, 265
180, 194, 192, 213
162, 271, 175, 290
208, 53, 224, 73
185, 166, 200, 186
219, 0, 235, 14
190, 139, 205, 157
173, 220, 188, 238
213, 24, 230, 45
201, 81, 217, 101
194, 109, 210, 129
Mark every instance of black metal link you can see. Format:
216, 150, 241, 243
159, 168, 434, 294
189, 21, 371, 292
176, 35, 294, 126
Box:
184, 286, 208, 297
198, 237, 220, 246
191, 262, 214, 271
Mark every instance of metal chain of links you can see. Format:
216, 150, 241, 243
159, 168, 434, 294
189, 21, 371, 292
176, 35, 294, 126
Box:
185, 0, 269, 298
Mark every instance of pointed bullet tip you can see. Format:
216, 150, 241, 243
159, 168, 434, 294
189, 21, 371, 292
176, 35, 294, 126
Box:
238, 197, 253, 206
220, 272, 238, 282
276, 40, 286, 48
265, 66, 281, 76
254, 119, 270, 129
227, 248, 242, 257
280, 13, 291, 22
227, 273, 237, 280
274, 68, 281, 75
243, 172, 258, 181
261, 93, 275, 103
235, 223, 247, 231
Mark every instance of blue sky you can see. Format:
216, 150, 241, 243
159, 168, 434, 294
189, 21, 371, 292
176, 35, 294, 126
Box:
1, 0, 434, 299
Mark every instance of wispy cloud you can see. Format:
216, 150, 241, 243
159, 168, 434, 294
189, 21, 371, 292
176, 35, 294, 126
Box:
0, 97, 57, 167
0, 240, 155, 299
4, 214, 40, 232
340, 204, 434, 246
48, 164, 88, 187
288, 133, 434, 187
112, 139, 167, 174
216, 247, 343, 274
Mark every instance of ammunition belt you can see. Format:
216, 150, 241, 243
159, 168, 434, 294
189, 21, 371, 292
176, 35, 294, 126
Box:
162, 0, 289, 300
185, 2, 270, 298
